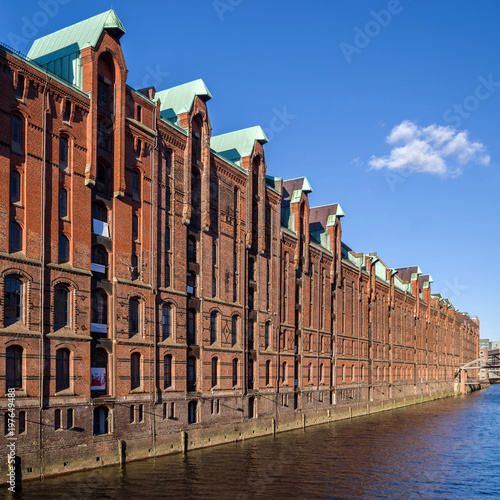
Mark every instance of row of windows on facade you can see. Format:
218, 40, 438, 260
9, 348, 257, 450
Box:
5, 343, 292, 396
3, 276, 274, 348
2, 394, 253, 440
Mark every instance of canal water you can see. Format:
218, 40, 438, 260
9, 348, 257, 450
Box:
11, 385, 500, 499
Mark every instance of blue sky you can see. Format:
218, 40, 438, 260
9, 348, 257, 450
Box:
1, 0, 498, 340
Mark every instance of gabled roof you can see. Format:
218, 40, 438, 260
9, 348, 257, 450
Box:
395, 265, 422, 283
309, 204, 344, 250
282, 177, 313, 205
27, 10, 125, 89
156, 79, 212, 127
211, 126, 268, 166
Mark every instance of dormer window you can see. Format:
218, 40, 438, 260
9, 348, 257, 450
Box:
136, 105, 142, 122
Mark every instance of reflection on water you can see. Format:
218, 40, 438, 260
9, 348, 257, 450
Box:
13, 386, 500, 499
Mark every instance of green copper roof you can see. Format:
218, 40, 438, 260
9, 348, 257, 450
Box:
155, 79, 212, 127
211, 126, 268, 165
27, 10, 126, 89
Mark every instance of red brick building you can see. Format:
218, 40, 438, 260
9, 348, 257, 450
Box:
0, 10, 479, 482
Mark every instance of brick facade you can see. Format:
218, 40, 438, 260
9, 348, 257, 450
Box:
0, 11, 479, 483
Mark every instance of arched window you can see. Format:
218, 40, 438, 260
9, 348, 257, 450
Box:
6, 345, 23, 389
341, 364, 345, 382
59, 235, 70, 263
54, 286, 70, 329
4, 277, 23, 326
282, 361, 287, 384
131, 353, 141, 390
187, 236, 197, 263
132, 170, 140, 201
10, 171, 20, 204
211, 357, 218, 387
351, 365, 355, 382
59, 188, 68, 218
91, 289, 108, 335
60, 136, 69, 171
93, 406, 109, 435
11, 115, 22, 153
187, 309, 196, 345
210, 312, 217, 345
232, 358, 238, 387
308, 363, 312, 383
187, 356, 196, 391
56, 348, 70, 392
360, 365, 364, 381
265, 360, 271, 386
16, 75, 25, 100
162, 304, 172, 340
136, 105, 142, 122
319, 363, 324, 383
9, 221, 22, 253
129, 299, 140, 336
91, 246, 108, 277
164, 354, 172, 389
265, 322, 270, 350
231, 316, 238, 347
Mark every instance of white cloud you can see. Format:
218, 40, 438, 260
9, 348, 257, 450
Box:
369, 120, 490, 177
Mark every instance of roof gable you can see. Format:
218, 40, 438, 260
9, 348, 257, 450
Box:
211, 126, 268, 166
26, 10, 126, 88
156, 79, 212, 127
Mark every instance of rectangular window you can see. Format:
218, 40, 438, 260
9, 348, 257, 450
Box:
130, 405, 135, 423
67, 409, 74, 429
138, 404, 143, 423
10, 171, 20, 204
60, 137, 68, 170
132, 171, 140, 201
19, 411, 26, 434
63, 100, 71, 122
11, 115, 22, 154
170, 402, 175, 419
132, 214, 139, 241
55, 409, 61, 430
